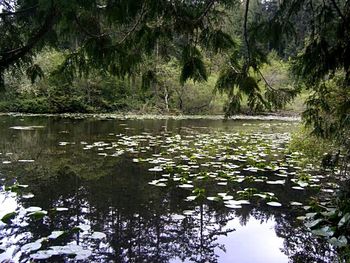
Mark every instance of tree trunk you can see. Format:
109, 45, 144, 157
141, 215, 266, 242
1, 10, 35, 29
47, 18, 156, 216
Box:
164, 86, 169, 112
0, 67, 5, 92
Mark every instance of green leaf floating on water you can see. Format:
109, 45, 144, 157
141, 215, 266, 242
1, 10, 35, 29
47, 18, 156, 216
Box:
329, 236, 348, 248
305, 218, 323, 228
1, 212, 16, 224
28, 210, 47, 220
311, 226, 335, 237
338, 212, 350, 227
5, 184, 29, 192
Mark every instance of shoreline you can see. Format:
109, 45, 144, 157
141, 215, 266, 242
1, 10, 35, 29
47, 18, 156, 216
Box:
0, 112, 301, 121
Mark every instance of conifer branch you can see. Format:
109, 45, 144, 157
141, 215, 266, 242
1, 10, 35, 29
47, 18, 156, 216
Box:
257, 68, 277, 91
243, 0, 250, 63
329, 0, 346, 23
0, 8, 59, 69
74, 15, 107, 39
118, 3, 147, 44
194, 0, 216, 25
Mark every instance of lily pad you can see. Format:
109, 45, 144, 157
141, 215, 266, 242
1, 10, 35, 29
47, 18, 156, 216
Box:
266, 180, 285, 185
28, 210, 47, 220
338, 213, 350, 227
207, 196, 221, 202
22, 193, 35, 199
77, 224, 90, 231
75, 249, 92, 260
90, 231, 106, 240
178, 184, 194, 189
183, 210, 195, 215
53, 207, 69, 212
329, 236, 348, 248
172, 214, 185, 220
312, 226, 335, 237
292, 186, 304, 190
225, 204, 242, 209
1, 212, 16, 224
26, 207, 42, 213
266, 202, 282, 207
21, 242, 42, 252
30, 251, 53, 260
290, 201, 303, 206
305, 218, 323, 228
186, 196, 197, 201
48, 231, 65, 239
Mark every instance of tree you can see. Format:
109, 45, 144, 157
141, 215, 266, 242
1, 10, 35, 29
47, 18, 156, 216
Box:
1, 0, 349, 119
0, 0, 235, 90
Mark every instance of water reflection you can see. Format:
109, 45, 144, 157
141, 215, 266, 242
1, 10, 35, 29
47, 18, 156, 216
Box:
0, 116, 336, 262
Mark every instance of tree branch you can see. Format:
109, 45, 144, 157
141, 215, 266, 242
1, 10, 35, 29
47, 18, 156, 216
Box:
257, 68, 278, 91
74, 15, 107, 39
0, 8, 59, 69
329, 0, 347, 23
172, 0, 216, 27
194, 0, 216, 25
243, 0, 250, 63
118, 3, 147, 44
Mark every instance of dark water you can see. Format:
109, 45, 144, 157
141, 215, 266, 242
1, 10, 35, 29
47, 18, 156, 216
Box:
0, 115, 336, 262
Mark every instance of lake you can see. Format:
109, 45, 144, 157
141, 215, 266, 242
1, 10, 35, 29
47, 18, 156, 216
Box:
0, 115, 337, 262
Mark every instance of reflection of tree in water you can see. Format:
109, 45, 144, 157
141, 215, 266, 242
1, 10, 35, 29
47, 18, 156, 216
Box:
0, 118, 338, 262
275, 214, 336, 263
234, 204, 336, 263
2, 160, 234, 262
0, 156, 338, 263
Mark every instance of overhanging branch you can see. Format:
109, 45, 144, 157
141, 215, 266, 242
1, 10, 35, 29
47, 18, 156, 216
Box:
243, 0, 250, 62
118, 3, 147, 44
0, 8, 59, 69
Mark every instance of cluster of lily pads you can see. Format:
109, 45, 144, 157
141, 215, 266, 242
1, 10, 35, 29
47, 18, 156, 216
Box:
302, 208, 349, 248
0, 183, 106, 261
298, 193, 350, 249
72, 129, 339, 213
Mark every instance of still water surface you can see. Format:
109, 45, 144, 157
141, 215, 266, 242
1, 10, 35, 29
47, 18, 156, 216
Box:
0, 115, 336, 262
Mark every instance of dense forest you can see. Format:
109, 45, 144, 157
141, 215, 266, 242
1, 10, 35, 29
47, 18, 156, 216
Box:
0, 0, 350, 262
2, 0, 346, 117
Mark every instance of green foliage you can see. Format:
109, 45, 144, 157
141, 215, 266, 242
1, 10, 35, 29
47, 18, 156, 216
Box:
288, 127, 336, 166
0, 0, 238, 90
0, 50, 227, 114
302, 71, 350, 142
200, 29, 236, 53
1, 212, 16, 224
216, 51, 298, 115
26, 64, 44, 84
180, 45, 208, 85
